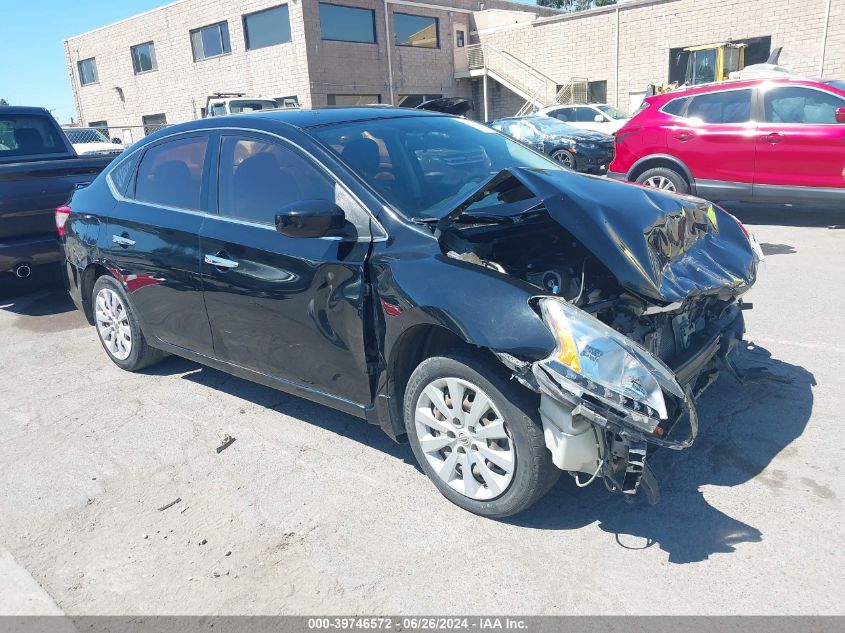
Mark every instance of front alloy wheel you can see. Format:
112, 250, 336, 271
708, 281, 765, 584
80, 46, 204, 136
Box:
551, 149, 575, 169
414, 377, 515, 500
404, 352, 559, 517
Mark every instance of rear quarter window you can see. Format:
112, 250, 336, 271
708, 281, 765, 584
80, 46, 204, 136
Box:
660, 96, 690, 116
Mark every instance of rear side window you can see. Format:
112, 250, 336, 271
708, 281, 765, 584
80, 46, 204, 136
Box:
764, 86, 845, 124
661, 96, 689, 116
134, 136, 208, 210
550, 108, 574, 122
685, 89, 752, 124
0, 114, 67, 158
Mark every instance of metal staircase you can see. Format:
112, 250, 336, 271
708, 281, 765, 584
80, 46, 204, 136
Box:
458, 44, 588, 115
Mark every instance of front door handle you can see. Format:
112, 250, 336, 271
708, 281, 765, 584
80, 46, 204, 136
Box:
763, 132, 784, 144
112, 234, 136, 247
204, 253, 239, 269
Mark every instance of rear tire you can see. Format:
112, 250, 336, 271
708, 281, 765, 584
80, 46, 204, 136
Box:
636, 166, 689, 194
404, 350, 559, 518
92, 275, 164, 372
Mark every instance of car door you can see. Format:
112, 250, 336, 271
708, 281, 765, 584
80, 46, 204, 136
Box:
666, 88, 756, 193
754, 84, 845, 191
199, 131, 376, 405
103, 132, 214, 356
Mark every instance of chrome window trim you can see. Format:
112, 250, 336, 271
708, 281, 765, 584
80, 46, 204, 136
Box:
106, 126, 388, 242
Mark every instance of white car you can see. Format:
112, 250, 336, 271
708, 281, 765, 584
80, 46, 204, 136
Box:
63, 127, 123, 156
537, 103, 630, 134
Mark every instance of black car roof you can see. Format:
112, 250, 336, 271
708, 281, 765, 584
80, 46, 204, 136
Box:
250, 106, 445, 128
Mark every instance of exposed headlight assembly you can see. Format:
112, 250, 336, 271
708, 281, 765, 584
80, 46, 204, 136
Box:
537, 297, 685, 435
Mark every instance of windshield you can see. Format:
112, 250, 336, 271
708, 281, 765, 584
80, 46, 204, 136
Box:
312, 115, 561, 220
64, 128, 109, 144
597, 104, 628, 119
522, 117, 579, 135
229, 99, 278, 113
0, 114, 67, 157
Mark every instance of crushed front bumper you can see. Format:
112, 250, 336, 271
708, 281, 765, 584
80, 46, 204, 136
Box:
531, 304, 746, 503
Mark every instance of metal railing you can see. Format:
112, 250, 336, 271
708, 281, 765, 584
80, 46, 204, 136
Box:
460, 44, 590, 116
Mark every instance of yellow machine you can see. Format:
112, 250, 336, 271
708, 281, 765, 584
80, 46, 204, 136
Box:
683, 42, 747, 86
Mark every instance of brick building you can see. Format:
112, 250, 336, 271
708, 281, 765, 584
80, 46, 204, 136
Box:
64, 0, 844, 139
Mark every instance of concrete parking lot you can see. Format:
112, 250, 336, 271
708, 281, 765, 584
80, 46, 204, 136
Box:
0, 206, 843, 615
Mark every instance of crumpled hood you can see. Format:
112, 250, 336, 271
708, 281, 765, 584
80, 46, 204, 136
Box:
447, 168, 760, 304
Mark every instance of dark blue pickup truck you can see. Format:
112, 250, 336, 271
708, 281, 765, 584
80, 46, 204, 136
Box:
0, 106, 114, 279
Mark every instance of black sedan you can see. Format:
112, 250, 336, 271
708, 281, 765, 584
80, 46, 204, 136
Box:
490, 115, 614, 173
60, 107, 760, 517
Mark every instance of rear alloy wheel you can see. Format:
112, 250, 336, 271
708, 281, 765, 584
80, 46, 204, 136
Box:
636, 166, 689, 194
550, 149, 575, 170
404, 352, 559, 517
92, 275, 164, 371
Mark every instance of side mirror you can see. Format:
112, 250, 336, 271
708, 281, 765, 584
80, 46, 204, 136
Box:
594, 114, 605, 122
836, 107, 845, 124
275, 199, 346, 238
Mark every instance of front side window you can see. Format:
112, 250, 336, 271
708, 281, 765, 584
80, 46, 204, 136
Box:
685, 89, 752, 124
78, 58, 98, 85
244, 5, 291, 50
312, 116, 559, 220
394, 13, 438, 48
191, 21, 231, 61
319, 3, 376, 43
134, 136, 208, 210
142, 113, 168, 136
0, 114, 66, 158
764, 86, 845, 124
131, 42, 157, 74
597, 104, 627, 119
217, 136, 335, 225
327, 94, 380, 106
575, 107, 599, 122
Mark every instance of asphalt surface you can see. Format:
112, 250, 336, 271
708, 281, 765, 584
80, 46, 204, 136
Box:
0, 205, 843, 615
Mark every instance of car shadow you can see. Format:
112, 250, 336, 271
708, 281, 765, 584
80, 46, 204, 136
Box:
143, 356, 418, 466
506, 344, 815, 563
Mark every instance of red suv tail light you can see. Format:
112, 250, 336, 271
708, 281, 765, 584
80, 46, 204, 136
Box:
55, 205, 71, 237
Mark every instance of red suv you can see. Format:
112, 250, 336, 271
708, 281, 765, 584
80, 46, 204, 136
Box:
609, 78, 845, 204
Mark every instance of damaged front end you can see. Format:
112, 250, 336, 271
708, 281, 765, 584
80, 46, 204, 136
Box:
437, 167, 762, 503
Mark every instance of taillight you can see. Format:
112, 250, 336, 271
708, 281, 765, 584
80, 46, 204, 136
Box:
55, 205, 71, 237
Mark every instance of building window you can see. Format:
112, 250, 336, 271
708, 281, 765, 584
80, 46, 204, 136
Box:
244, 5, 291, 50
394, 13, 439, 49
398, 94, 442, 108
78, 58, 98, 85
131, 42, 157, 74
455, 29, 465, 48
88, 120, 109, 137
319, 3, 376, 44
142, 113, 167, 136
327, 94, 381, 106
191, 21, 231, 61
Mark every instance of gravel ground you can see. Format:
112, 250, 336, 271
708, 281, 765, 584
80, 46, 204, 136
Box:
0, 205, 843, 615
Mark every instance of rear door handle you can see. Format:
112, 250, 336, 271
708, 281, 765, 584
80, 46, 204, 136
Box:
204, 253, 239, 269
112, 234, 136, 247
763, 132, 784, 144
672, 130, 694, 141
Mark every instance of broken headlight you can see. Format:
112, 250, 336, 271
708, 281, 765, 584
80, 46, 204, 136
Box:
537, 297, 685, 434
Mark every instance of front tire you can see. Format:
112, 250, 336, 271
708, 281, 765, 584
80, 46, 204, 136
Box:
92, 275, 164, 371
636, 166, 689, 194
404, 351, 559, 518
550, 149, 576, 170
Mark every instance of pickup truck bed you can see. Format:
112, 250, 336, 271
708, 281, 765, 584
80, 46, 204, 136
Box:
1, 106, 113, 277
